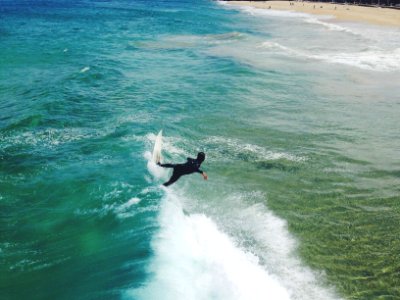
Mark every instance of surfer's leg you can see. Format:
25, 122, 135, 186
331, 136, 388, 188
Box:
163, 172, 181, 186
159, 163, 176, 168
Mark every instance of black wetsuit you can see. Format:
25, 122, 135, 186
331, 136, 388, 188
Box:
159, 157, 204, 186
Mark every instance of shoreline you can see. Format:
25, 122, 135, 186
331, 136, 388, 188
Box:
225, 1, 400, 27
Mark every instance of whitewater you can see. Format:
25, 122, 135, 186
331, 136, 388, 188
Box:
119, 133, 341, 300
1, 0, 399, 299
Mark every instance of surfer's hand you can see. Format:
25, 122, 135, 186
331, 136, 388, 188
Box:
202, 172, 208, 180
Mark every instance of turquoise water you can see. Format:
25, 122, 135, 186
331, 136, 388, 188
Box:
1, 1, 400, 299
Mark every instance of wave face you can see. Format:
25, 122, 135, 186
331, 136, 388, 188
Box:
129, 192, 291, 300
128, 140, 340, 300
2, 0, 400, 299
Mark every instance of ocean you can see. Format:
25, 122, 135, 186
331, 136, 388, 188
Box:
1, 0, 399, 299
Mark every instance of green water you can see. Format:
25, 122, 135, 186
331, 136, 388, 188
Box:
1, 0, 400, 299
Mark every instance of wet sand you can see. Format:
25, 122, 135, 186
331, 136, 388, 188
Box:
226, 1, 400, 27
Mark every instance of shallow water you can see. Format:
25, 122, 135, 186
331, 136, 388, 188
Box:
1, 0, 399, 299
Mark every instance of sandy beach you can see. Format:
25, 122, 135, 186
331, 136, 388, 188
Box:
226, 1, 400, 26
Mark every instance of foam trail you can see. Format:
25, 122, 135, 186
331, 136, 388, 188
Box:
311, 48, 400, 72
127, 135, 342, 300
144, 132, 189, 182
128, 191, 291, 300
115, 197, 141, 213
205, 136, 305, 162
80, 66, 90, 73
144, 151, 168, 181
259, 41, 400, 72
128, 137, 291, 299
305, 18, 357, 35
223, 200, 341, 300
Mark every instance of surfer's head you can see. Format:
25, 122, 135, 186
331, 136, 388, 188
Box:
197, 152, 205, 163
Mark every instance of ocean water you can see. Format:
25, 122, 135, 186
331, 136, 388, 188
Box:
1, 0, 400, 299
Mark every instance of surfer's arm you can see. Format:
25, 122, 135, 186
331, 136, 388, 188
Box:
197, 169, 208, 180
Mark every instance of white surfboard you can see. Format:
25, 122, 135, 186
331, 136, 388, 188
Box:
152, 130, 163, 164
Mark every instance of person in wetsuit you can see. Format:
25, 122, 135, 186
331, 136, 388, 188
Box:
157, 152, 208, 186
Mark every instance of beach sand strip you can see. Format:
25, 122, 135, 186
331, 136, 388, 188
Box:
226, 1, 400, 27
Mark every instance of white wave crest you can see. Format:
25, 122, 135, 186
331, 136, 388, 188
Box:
225, 200, 341, 300
126, 185, 343, 300
305, 18, 358, 35
312, 47, 400, 72
260, 41, 400, 72
124, 133, 342, 300
205, 136, 305, 162
115, 197, 141, 212
80, 66, 90, 73
127, 191, 291, 300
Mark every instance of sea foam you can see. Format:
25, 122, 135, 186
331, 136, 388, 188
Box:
126, 135, 341, 300
220, 1, 400, 72
128, 191, 291, 300
260, 41, 400, 72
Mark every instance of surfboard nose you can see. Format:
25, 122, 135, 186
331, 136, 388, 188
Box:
152, 130, 163, 163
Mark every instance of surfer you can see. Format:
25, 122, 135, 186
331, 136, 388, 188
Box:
158, 152, 208, 186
